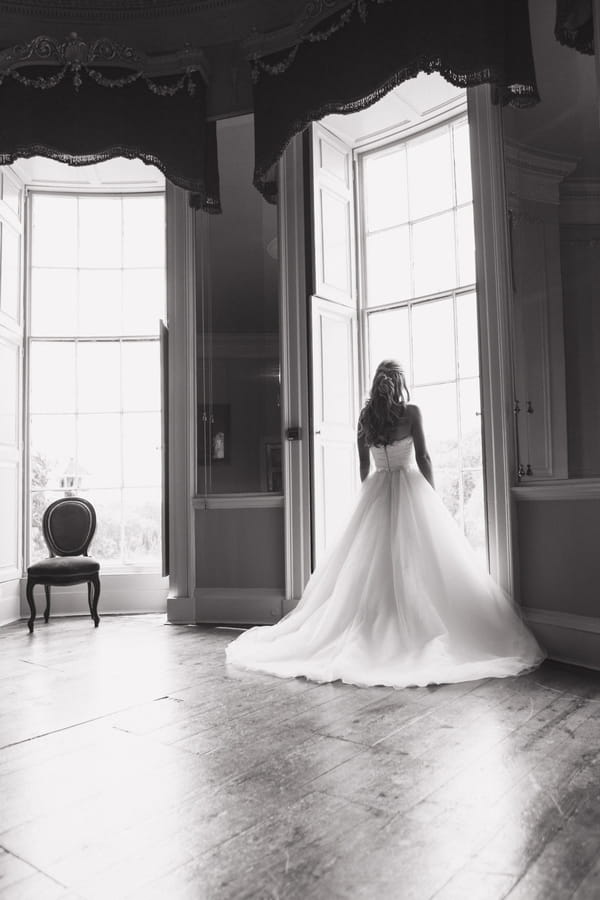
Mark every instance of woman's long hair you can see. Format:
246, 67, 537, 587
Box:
359, 360, 410, 447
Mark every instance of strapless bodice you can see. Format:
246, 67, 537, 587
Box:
370, 437, 414, 471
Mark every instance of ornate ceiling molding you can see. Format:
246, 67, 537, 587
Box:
0, 33, 209, 92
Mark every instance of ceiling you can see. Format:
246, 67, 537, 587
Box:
11, 155, 165, 189
324, 73, 465, 147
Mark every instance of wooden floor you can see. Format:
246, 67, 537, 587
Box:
1, 616, 600, 900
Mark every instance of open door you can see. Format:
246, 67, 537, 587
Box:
310, 124, 359, 561
159, 319, 169, 578
0, 166, 24, 624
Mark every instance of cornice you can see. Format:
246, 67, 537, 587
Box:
0, 0, 354, 59
0, 0, 245, 21
504, 140, 579, 206
560, 178, 600, 225
0, 0, 334, 31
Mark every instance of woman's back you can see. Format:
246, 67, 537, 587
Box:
370, 435, 414, 471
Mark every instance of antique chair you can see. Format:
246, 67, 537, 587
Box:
26, 497, 100, 633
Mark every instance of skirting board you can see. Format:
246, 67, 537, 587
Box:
166, 594, 195, 624
524, 607, 600, 672
20, 573, 168, 619
194, 588, 285, 625
0, 579, 20, 626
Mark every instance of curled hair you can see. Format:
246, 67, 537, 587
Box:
359, 360, 410, 447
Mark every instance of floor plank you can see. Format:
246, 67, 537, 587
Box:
1, 614, 600, 899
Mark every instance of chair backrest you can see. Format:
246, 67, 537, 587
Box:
43, 497, 97, 557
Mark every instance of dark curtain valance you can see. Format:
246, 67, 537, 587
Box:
252, 0, 540, 200
555, 0, 594, 54
0, 36, 220, 211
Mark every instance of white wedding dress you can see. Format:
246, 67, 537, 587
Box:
226, 437, 544, 687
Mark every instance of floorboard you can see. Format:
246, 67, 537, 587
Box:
1, 614, 600, 899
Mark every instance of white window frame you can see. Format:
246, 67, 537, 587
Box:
354, 111, 484, 550
21, 184, 177, 617
279, 85, 516, 601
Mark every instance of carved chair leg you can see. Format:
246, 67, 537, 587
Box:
43, 585, 51, 623
26, 579, 36, 633
90, 575, 100, 627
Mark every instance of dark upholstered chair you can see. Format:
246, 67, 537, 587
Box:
26, 497, 100, 633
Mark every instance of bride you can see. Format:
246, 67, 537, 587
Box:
226, 359, 544, 687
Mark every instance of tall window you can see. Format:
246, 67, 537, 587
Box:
28, 192, 166, 568
360, 116, 485, 554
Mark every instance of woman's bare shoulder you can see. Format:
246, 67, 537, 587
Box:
405, 403, 423, 421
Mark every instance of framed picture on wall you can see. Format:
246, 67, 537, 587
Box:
198, 404, 231, 465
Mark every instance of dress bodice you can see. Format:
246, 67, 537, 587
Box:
370, 436, 414, 471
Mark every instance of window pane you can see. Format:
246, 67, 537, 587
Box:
407, 127, 453, 219
412, 212, 455, 297
78, 270, 122, 336
463, 468, 486, 557
367, 307, 410, 383
365, 227, 411, 305
435, 467, 462, 522
30, 269, 78, 337
30, 342, 76, 413
123, 195, 165, 268
456, 291, 479, 378
122, 269, 165, 336
85, 488, 123, 563
78, 413, 122, 487
123, 487, 161, 565
77, 342, 121, 413
30, 414, 77, 490
28, 188, 165, 570
413, 382, 459, 479
364, 148, 408, 231
78, 197, 122, 268
411, 298, 455, 385
1, 226, 20, 321
457, 205, 476, 286
453, 120, 473, 205
123, 412, 161, 486
32, 195, 77, 268
122, 342, 160, 411
30, 490, 64, 562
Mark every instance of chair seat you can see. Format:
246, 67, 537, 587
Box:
27, 556, 100, 578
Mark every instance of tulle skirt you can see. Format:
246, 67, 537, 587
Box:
226, 467, 544, 688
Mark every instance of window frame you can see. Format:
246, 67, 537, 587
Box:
354, 106, 486, 551
277, 86, 516, 602
24, 188, 166, 575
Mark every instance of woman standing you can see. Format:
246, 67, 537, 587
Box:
226, 360, 544, 687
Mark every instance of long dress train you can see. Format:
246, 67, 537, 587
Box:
225, 437, 544, 688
